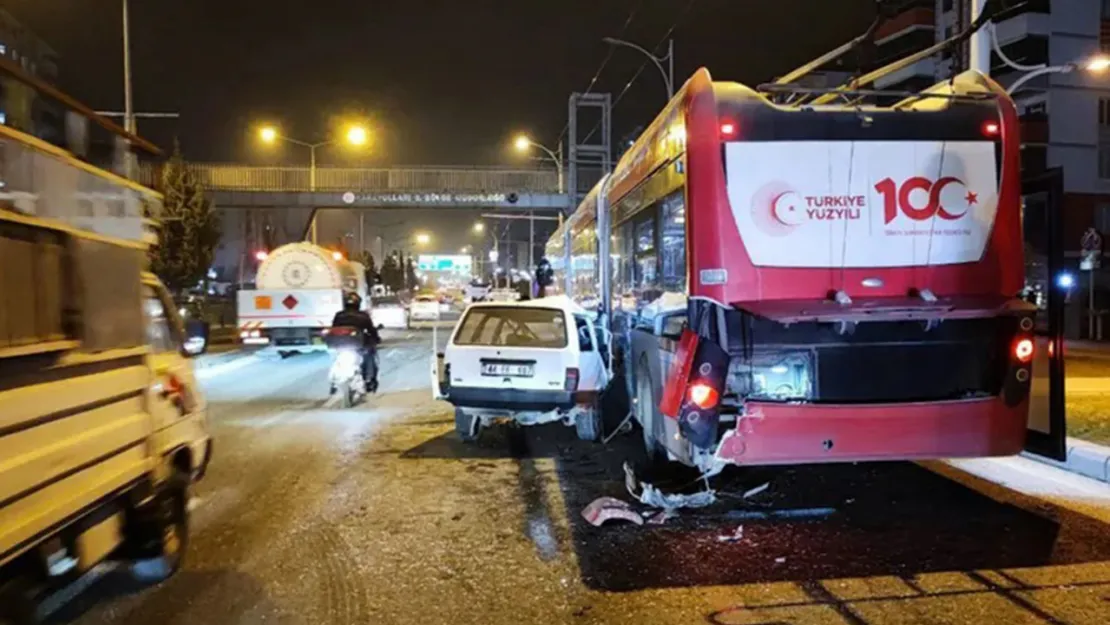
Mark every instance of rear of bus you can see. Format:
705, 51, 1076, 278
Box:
673, 69, 1034, 466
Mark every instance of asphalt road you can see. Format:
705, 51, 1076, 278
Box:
51, 332, 1110, 625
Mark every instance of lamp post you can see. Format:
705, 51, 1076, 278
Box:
122, 0, 134, 134
259, 125, 368, 243
513, 137, 562, 270
602, 36, 675, 99
992, 24, 1110, 94
1005, 55, 1110, 94
513, 136, 564, 194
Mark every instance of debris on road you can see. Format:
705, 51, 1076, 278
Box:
645, 509, 676, 525
743, 482, 770, 499
624, 462, 717, 510
716, 525, 745, 543
582, 496, 645, 527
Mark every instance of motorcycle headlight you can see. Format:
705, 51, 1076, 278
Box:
726, 351, 814, 401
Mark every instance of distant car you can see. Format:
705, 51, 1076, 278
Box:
409, 295, 441, 322
370, 295, 408, 329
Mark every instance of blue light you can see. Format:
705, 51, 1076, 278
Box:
1057, 273, 1075, 289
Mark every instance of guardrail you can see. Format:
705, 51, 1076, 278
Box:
139, 163, 562, 193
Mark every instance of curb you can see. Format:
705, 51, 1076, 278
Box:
1022, 437, 1110, 484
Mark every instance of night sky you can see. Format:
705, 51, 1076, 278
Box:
5, 1, 877, 167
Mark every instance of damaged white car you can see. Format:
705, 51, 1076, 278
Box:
438, 296, 609, 442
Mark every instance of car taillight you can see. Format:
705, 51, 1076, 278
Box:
564, 367, 580, 392
981, 120, 1000, 138
688, 381, 719, 409
1014, 338, 1034, 363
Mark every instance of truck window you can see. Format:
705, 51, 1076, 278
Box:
143, 286, 179, 354
454, 306, 568, 348
574, 315, 594, 352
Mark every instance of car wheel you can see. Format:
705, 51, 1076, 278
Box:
454, 407, 480, 443
575, 403, 601, 442
128, 470, 190, 584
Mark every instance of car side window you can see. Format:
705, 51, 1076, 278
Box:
575, 315, 595, 352
143, 286, 177, 354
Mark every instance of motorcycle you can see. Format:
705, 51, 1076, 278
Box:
325, 325, 383, 408
330, 346, 367, 408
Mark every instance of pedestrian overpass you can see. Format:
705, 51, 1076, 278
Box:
143, 163, 574, 282
140, 163, 570, 210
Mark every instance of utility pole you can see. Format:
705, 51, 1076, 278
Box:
968, 0, 990, 75
122, 0, 134, 134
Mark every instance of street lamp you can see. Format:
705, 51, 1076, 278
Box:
513, 134, 564, 193
603, 36, 675, 99
993, 26, 1110, 94
256, 123, 370, 191
473, 221, 485, 233
415, 232, 431, 245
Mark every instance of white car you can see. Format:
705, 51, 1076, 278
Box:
409, 295, 441, 322
438, 296, 609, 442
370, 295, 408, 329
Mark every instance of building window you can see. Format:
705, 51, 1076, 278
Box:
1096, 204, 1110, 233
1022, 145, 1047, 174
1100, 143, 1110, 180
1103, 0, 1110, 19
1022, 100, 1047, 118
0, 43, 6, 56
991, 36, 1049, 75
943, 0, 953, 12
0, 112, 6, 125
1100, 98, 1110, 129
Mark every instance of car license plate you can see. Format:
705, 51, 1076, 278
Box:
481, 362, 534, 377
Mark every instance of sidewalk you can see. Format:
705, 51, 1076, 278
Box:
1024, 438, 1110, 484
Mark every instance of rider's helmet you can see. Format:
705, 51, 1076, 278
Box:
342, 290, 362, 311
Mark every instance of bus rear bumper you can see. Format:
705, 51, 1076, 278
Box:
714, 397, 1027, 466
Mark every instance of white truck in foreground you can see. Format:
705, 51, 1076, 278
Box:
0, 119, 211, 621
236, 242, 367, 357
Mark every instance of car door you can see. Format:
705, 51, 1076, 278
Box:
142, 283, 205, 447
574, 314, 608, 391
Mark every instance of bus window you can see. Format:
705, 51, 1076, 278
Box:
635, 215, 658, 297
660, 191, 686, 293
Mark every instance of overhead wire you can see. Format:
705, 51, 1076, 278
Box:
580, 0, 699, 146
555, 0, 646, 146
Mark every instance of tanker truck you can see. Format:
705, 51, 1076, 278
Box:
237, 243, 367, 357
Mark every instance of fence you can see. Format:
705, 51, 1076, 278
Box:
139, 163, 562, 194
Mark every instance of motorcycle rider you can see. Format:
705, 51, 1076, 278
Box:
330, 290, 382, 392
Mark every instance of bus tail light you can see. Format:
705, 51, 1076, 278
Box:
1014, 338, 1034, 363
981, 120, 1000, 138
688, 382, 719, 409
720, 120, 738, 138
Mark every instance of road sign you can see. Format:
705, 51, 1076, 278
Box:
1081, 227, 1103, 252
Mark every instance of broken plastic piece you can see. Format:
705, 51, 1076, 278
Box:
623, 462, 716, 511
646, 510, 676, 525
716, 525, 744, 543
742, 482, 770, 500
581, 496, 644, 527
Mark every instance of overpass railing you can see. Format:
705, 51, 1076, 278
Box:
139, 163, 561, 193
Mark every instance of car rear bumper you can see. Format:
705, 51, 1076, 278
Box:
714, 397, 1027, 466
446, 386, 597, 412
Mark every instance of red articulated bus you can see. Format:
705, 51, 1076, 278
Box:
548, 65, 1040, 474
